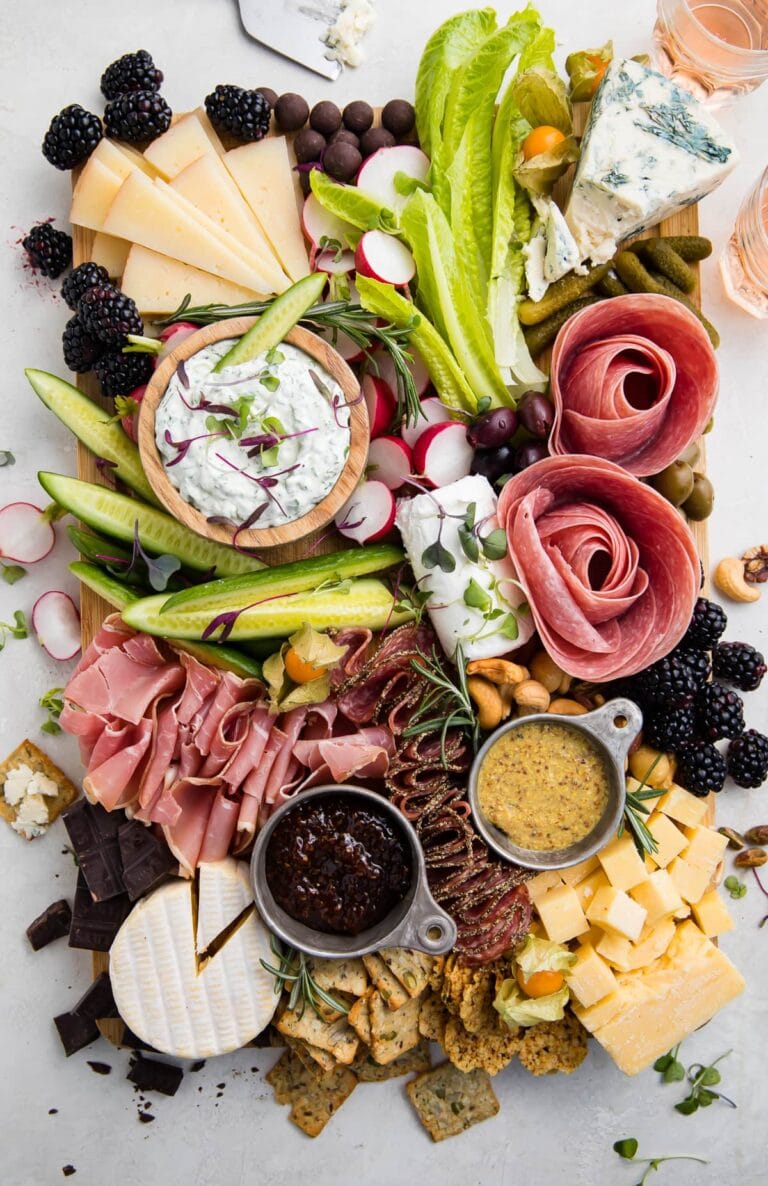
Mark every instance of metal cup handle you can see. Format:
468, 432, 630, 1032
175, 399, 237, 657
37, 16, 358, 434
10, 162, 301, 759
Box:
383, 877, 457, 955
581, 698, 643, 765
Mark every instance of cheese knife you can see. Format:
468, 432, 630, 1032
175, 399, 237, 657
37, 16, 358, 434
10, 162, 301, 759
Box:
236, 0, 343, 80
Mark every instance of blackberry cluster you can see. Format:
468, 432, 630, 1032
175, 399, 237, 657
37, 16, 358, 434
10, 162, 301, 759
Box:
42, 104, 102, 169
94, 350, 154, 398
100, 50, 163, 100
62, 262, 110, 311
62, 315, 103, 373
630, 653, 698, 707
644, 703, 697, 752
670, 645, 711, 689
79, 284, 143, 346
204, 85, 271, 141
675, 742, 727, 797
22, 224, 72, 278
104, 91, 172, 142
696, 682, 744, 741
727, 730, 768, 789
680, 596, 727, 650
713, 641, 766, 692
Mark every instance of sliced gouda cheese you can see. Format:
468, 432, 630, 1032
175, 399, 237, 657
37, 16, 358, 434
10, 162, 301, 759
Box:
121, 245, 261, 316
586, 886, 647, 941
143, 111, 224, 179
667, 855, 712, 905
70, 156, 124, 232
225, 137, 309, 281
630, 870, 684, 927
91, 231, 131, 278
682, 824, 729, 873
657, 783, 708, 828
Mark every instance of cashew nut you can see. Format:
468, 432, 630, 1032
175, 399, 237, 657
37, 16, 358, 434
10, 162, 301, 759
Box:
512, 679, 551, 715
530, 651, 572, 694
548, 697, 588, 716
467, 675, 504, 731
714, 556, 761, 603
466, 658, 529, 686
629, 745, 674, 789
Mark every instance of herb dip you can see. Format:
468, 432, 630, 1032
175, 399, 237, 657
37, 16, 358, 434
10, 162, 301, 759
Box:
155, 339, 351, 528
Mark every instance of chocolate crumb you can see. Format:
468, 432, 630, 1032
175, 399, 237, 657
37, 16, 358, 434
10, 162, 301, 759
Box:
190, 1060, 205, 1072
62, 1168, 76, 1177
49, 1108, 58, 1115
87, 1061, 111, 1076
138, 1112, 155, 1124
216, 1082, 226, 1089
128, 1054, 183, 1097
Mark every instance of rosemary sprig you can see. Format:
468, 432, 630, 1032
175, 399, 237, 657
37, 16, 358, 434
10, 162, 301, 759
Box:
261, 937, 349, 1019
158, 295, 422, 427
619, 754, 665, 857
402, 643, 480, 765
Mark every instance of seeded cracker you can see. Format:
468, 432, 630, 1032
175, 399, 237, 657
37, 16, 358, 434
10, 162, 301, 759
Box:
406, 1063, 500, 1142
418, 992, 451, 1043
0, 740, 78, 839
361, 953, 409, 1009
353, 1039, 431, 1082
378, 947, 434, 998
308, 956, 369, 997
276, 1005, 359, 1065
368, 991, 421, 1065
290, 1067, 358, 1137
442, 1017, 523, 1076
284, 1035, 337, 1076
516, 1013, 589, 1076
347, 993, 372, 1045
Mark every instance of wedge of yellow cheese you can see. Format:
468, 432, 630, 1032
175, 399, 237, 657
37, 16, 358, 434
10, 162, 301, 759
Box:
225, 137, 309, 281
90, 231, 131, 278
121, 245, 262, 317
143, 111, 225, 179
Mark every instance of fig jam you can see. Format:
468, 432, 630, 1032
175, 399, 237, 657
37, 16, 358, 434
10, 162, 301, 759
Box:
265, 795, 412, 935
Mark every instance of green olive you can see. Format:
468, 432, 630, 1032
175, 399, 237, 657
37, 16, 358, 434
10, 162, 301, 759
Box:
678, 441, 701, 468
682, 472, 715, 520
649, 460, 695, 507
703, 417, 715, 434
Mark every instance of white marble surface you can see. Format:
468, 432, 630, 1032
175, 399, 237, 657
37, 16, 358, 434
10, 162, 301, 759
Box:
1, 1, 766, 1182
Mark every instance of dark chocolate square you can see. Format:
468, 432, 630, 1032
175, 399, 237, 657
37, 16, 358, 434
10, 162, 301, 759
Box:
73, 972, 118, 1022
69, 872, 130, 951
127, 1054, 183, 1096
26, 899, 72, 951
54, 1011, 99, 1057
118, 820, 177, 901
63, 799, 125, 902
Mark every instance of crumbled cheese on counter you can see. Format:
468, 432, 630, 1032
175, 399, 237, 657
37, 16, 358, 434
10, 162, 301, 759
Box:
325, 0, 376, 67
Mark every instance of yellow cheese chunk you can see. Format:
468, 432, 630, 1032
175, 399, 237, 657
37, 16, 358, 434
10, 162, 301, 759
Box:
90, 232, 131, 278
657, 783, 708, 828
573, 869, 610, 912
630, 869, 684, 927
644, 812, 687, 868
586, 886, 647, 941
567, 944, 618, 1008
143, 111, 224, 179
559, 855, 601, 885
667, 855, 712, 905
225, 137, 310, 281
598, 833, 649, 890
596, 930, 634, 972
121, 245, 261, 317
682, 825, 729, 874
691, 889, 734, 937
627, 917, 676, 970
527, 870, 562, 906
581, 924, 605, 948
535, 883, 589, 944
589, 921, 744, 1075
70, 156, 124, 232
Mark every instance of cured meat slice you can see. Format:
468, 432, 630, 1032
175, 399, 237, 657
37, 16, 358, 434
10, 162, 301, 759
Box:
497, 455, 699, 681
550, 294, 718, 476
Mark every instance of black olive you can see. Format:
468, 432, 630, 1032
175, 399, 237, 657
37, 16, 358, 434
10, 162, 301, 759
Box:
293, 128, 326, 164
310, 100, 342, 136
359, 126, 396, 158
274, 92, 309, 132
343, 100, 374, 134
470, 443, 517, 483
381, 99, 416, 137
515, 441, 549, 470
467, 408, 518, 449
517, 391, 554, 439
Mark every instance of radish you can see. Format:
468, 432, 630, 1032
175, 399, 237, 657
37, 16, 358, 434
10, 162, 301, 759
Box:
302, 193, 355, 251
362, 373, 396, 439
0, 502, 55, 564
120, 384, 146, 443
412, 422, 474, 489
355, 231, 415, 286
401, 396, 453, 449
335, 481, 396, 544
157, 322, 198, 365
376, 345, 430, 399
315, 247, 356, 275
356, 146, 431, 214
32, 591, 81, 661
368, 436, 413, 491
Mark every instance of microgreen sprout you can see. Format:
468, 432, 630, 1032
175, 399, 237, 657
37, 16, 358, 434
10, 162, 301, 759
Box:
613, 1137, 708, 1185
0, 610, 28, 651
39, 686, 64, 735
1, 562, 26, 585
723, 875, 747, 899
654, 1045, 736, 1114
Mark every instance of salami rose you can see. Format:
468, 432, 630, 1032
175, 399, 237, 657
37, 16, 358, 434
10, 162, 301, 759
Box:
549, 294, 718, 477
497, 455, 699, 681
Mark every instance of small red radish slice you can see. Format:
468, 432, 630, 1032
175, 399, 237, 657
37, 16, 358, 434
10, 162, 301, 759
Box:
362, 373, 396, 438
401, 396, 453, 449
32, 591, 81, 661
335, 481, 396, 544
157, 322, 198, 364
413, 422, 473, 488
121, 384, 146, 443
315, 247, 356, 275
0, 502, 55, 564
356, 146, 431, 213
377, 346, 430, 399
302, 193, 354, 249
368, 436, 413, 490
355, 231, 415, 286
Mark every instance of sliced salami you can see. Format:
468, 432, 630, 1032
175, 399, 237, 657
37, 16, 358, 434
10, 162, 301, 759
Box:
549, 294, 718, 476
497, 455, 699, 681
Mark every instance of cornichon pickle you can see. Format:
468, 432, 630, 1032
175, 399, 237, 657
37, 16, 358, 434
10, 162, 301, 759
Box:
682, 472, 715, 521
625, 235, 712, 262
643, 239, 697, 293
596, 271, 629, 298
519, 263, 612, 325
649, 460, 695, 507
613, 252, 720, 347
522, 295, 601, 355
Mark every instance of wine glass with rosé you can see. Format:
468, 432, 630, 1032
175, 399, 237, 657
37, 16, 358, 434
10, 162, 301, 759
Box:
653, 0, 768, 103
720, 167, 768, 317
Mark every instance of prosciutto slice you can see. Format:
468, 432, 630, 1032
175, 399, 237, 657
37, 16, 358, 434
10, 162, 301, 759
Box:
497, 455, 699, 681
550, 294, 718, 476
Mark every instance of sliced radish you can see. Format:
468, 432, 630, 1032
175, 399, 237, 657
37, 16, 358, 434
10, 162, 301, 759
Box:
302, 193, 355, 250
368, 436, 413, 491
121, 384, 146, 443
401, 396, 453, 449
356, 146, 431, 213
157, 322, 198, 365
0, 502, 55, 564
362, 374, 396, 439
32, 591, 81, 661
335, 481, 396, 544
412, 422, 474, 489
377, 345, 430, 399
315, 247, 356, 275
355, 231, 415, 286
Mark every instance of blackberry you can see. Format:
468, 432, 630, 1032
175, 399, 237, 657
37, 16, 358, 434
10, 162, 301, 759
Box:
676, 742, 727, 796
696, 681, 745, 741
100, 50, 163, 100
680, 596, 727, 650
22, 224, 72, 278
79, 284, 143, 346
670, 645, 711, 689
204, 85, 271, 141
712, 641, 766, 692
94, 350, 154, 399
644, 702, 697, 752
42, 104, 103, 170
62, 315, 103, 373
727, 729, 768, 789
61, 261, 110, 310
104, 91, 172, 143
631, 653, 698, 707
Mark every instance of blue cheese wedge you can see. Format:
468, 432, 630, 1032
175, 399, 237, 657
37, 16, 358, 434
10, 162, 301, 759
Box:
565, 57, 738, 264
524, 198, 582, 302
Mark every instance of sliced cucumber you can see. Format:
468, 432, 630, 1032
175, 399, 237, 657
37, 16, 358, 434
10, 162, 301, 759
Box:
68, 524, 135, 571
71, 561, 263, 679
122, 578, 413, 640
160, 542, 404, 615
214, 273, 327, 372
39, 472, 264, 577
25, 369, 160, 507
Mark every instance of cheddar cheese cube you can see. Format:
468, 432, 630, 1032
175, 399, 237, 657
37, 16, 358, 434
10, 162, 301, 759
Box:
630, 870, 684, 927
586, 886, 647, 941
567, 943, 618, 1008
573, 869, 611, 912
596, 930, 634, 972
581, 924, 605, 948
560, 855, 601, 885
682, 825, 729, 874
535, 883, 589, 943
657, 783, 708, 828
691, 889, 735, 938
667, 856, 711, 905
598, 833, 650, 890
644, 812, 687, 868
527, 869, 563, 905
572, 984, 635, 1033
627, 917, 676, 970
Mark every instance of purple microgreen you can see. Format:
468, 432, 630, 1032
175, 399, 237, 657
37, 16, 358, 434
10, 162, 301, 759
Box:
206, 515, 236, 529
176, 360, 190, 390
122, 520, 182, 593
164, 427, 226, 466
202, 584, 299, 641
95, 456, 118, 474
309, 369, 334, 404
335, 502, 365, 533
331, 390, 363, 430
97, 552, 130, 567
176, 386, 238, 418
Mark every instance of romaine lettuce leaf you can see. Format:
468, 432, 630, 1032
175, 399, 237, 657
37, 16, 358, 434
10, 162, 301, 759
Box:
414, 8, 498, 160
309, 170, 397, 233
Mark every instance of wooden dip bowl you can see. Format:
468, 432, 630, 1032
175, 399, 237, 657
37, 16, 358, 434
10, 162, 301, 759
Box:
138, 318, 368, 550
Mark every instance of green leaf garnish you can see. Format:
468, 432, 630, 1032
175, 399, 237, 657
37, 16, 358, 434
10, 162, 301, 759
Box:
1, 562, 26, 585
612, 1136, 708, 1184
0, 609, 28, 651
463, 577, 492, 613
259, 372, 281, 392
422, 538, 456, 574
480, 527, 507, 560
